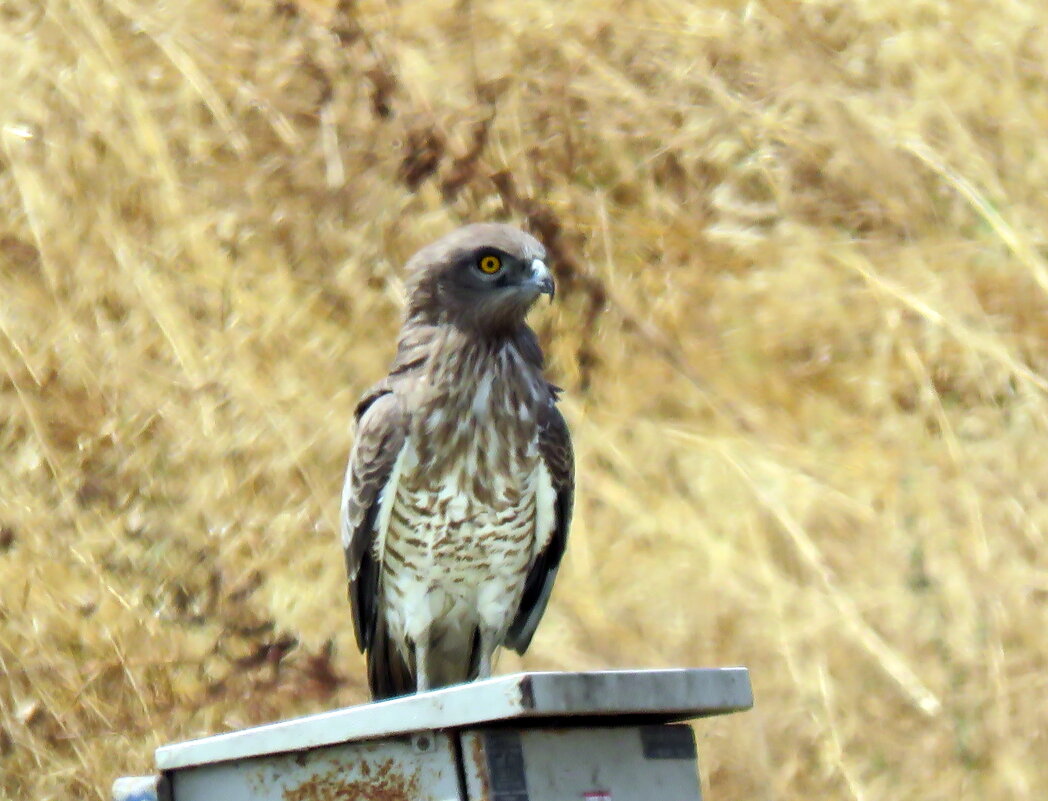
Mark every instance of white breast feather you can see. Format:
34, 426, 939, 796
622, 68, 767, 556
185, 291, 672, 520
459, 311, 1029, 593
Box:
426, 408, 444, 431
532, 460, 557, 558
472, 371, 494, 417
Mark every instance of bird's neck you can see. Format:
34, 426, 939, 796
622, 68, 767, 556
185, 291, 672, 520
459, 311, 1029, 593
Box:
395, 318, 544, 377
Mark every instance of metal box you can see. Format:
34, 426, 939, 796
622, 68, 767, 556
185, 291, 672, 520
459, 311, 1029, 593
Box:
114, 668, 752, 801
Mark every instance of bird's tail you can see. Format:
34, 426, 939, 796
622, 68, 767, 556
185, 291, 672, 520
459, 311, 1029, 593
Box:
427, 626, 483, 686
367, 624, 484, 700
367, 615, 415, 700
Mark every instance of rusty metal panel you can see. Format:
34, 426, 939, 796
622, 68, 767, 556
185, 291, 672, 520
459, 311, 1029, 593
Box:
461, 724, 703, 801
156, 668, 751, 771
169, 730, 462, 801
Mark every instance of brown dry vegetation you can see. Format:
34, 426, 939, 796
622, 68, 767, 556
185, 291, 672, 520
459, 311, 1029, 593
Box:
1, 0, 1046, 798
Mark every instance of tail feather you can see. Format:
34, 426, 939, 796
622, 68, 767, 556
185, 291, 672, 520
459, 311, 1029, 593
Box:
466, 626, 482, 681
367, 616, 415, 700
368, 624, 484, 700
426, 626, 482, 687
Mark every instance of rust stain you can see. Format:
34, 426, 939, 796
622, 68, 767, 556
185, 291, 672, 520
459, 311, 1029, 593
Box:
282, 756, 420, 801
469, 734, 492, 801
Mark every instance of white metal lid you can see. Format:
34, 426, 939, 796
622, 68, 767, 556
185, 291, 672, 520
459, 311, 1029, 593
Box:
156, 667, 753, 771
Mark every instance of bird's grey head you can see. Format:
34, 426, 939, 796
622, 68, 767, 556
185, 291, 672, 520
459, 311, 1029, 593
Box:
403, 223, 554, 335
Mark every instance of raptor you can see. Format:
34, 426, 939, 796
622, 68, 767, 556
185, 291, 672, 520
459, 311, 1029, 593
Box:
340, 224, 574, 699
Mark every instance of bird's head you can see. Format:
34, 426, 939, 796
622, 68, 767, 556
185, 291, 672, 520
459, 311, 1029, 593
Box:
403, 223, 554, 335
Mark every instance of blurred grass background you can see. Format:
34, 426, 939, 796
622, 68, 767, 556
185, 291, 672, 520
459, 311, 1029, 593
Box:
1, 0, 1047, 798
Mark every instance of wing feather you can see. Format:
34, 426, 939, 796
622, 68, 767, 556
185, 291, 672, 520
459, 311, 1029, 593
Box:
340, 387, 408, 652
505, 394, 574, 653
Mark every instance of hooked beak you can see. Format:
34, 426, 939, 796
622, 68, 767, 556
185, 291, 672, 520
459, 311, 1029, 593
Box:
529, 259, 555, 302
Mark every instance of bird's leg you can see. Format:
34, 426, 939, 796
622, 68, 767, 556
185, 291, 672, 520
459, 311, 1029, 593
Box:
414, 635, 431, 693
476, 628, 498, 680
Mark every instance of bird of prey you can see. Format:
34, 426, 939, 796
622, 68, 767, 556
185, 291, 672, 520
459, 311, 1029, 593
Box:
340, 223, 574, 700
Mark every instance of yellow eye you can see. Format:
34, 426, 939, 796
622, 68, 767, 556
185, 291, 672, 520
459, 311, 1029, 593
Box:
478, 255, 502, 274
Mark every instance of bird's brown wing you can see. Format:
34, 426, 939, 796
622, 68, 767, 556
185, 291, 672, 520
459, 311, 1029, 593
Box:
340, 384, 408, 653
506, 393, 574, 654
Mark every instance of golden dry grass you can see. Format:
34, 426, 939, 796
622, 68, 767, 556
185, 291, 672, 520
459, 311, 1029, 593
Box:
1, 0, 1047, 798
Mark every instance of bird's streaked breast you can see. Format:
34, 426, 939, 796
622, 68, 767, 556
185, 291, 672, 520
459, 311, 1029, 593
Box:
376, 336, 553, 644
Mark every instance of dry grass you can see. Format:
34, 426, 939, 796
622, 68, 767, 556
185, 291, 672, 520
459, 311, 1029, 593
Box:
1, 0, 1046, 798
